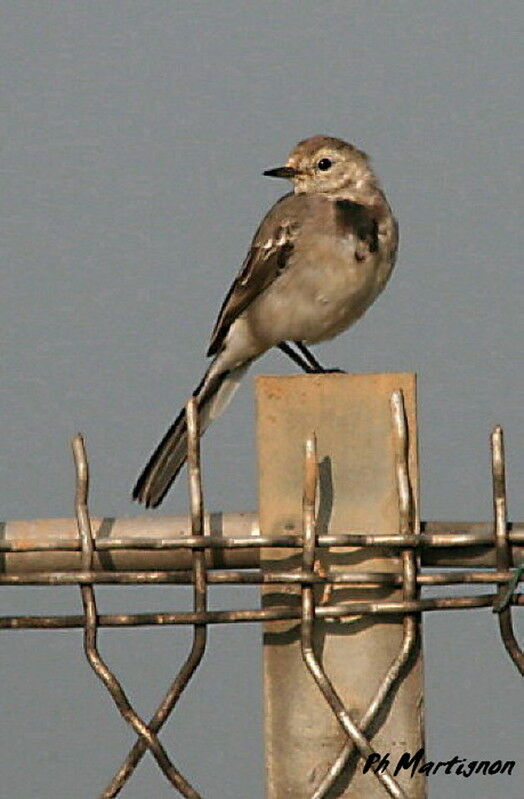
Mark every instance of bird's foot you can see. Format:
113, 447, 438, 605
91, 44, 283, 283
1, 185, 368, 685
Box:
308, 366, 346, 374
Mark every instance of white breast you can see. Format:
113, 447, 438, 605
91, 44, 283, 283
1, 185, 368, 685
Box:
246, 231, 394, 346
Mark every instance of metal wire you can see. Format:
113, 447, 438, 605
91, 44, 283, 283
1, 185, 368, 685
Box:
72, 435, 202, 799
1, 395, 522, 797
311, 390, 421, 797
102, 399, 208, 797
1, 593, 522, 630
2, 567, 521, 587
2, 528, 523, 553
491, 427, 524, 675
300, 434, 407, 799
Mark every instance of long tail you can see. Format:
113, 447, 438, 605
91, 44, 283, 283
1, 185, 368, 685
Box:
133, 360, 250, 508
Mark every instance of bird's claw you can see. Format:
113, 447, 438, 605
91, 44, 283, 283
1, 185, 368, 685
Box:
309, 367, 346, 374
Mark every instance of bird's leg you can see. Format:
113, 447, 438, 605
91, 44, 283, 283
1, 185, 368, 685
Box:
278, 341, 317, 373
294, 341, 346, 374
278, 341, 346, 374
294, 341, 325, 371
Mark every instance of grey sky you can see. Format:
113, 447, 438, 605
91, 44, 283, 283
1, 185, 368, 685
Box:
1, 2, 523, 797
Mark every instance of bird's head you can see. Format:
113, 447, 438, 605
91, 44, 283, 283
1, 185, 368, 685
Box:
264, 135, 377, 195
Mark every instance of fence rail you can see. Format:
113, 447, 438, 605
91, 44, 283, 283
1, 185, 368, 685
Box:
1, 384, 522, 798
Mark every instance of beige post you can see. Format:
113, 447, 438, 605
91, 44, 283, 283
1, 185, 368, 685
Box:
258, 373, 425, 799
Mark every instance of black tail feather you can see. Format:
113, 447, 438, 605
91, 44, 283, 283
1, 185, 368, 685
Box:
132, 362, 245, 508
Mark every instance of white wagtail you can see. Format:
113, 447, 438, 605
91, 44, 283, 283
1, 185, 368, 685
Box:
133, 135, 398, 507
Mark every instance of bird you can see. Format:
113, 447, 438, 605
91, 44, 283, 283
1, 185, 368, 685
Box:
133, 135, 398, 507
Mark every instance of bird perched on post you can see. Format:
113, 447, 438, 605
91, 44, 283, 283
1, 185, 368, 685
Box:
133, 135, 398, 507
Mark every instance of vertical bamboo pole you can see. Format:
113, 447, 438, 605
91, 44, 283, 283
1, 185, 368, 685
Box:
257, 373, 425, 798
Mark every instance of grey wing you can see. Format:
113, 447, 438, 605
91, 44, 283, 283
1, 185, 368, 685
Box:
207, 203, 298, 357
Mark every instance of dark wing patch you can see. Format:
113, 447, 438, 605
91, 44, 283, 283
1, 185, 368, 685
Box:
335, 199, 378, 259
276, 240, 294, 273
207, 222, 296, 356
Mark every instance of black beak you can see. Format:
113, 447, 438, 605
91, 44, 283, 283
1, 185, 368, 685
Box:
263, 166, 298, 179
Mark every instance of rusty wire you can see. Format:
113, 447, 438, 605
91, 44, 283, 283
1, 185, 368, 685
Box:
102, 399, 208, 797
300, 434, 407, 799
1, 400, 523, 797
72, 435, 202, 799
1, 527, 523, 553
311, 389, 421, 797
491, 427, 524, 675
1, 593, 522, 631
1, 567, 521, 587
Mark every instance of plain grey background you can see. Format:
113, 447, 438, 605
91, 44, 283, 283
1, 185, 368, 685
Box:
2, 2, 523, 797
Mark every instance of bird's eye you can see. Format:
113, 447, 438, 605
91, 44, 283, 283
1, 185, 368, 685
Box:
317, 157, 332, 171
